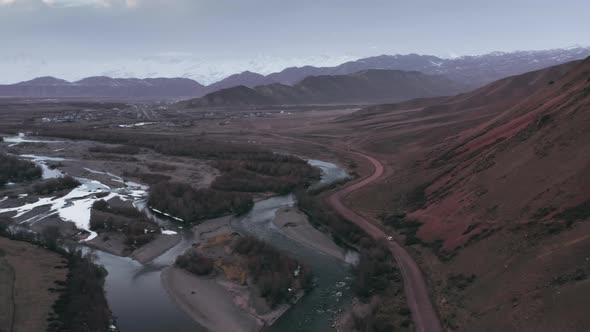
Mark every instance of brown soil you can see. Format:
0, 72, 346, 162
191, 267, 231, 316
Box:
0, 237, 67, 332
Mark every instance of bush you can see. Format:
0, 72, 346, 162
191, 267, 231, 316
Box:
48, 250, 111, 332
34, 130, 319, 195
148, 182, 253, 222
0, 153, 42, 186
555, 200, 590, 225
234, 236, 313, 307
90, 200, 160, 248
296, 190, 364, 245
1, 228, 113, 332
212, 171, 301, 194
32, 176, 80, 195
353, 242, 399, 299
211, 158, 320, 194
0, 216, 11, 236
175, 250, 215, 276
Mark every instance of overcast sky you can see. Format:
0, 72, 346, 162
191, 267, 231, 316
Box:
1, 0, 589, 83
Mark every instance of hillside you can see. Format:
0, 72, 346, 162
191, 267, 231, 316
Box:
204, 71, 276, 93
186, 69, 467, 108
408, 58, 590, 251
334, 58, 590, 331
188, 85, 276, 108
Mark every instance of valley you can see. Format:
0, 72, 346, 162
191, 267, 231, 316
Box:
1, 51, 589, 332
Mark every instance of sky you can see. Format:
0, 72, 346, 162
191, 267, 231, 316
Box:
1, 0, 590, 84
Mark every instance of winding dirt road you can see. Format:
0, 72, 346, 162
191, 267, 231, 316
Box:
248, 129, 441, 331
327, 151, 442, 332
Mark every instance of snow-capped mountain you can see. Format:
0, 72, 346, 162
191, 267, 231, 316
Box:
0, 53, 358, 85
266, 46, 590, 87
1, 47, 589, 99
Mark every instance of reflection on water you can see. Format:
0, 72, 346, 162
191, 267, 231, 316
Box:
95, 234, 207, 332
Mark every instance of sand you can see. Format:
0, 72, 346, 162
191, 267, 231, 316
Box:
161, 267, 260, 332
161, 215, 312, 331
131, 233, 181, 264
273, 206, 346, 261
88, 232, 181, 264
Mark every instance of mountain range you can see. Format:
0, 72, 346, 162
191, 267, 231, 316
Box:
1, 47, 589, 100
265, 47, 590, 87
0, 76, 205, 99
185, 69, 467, 108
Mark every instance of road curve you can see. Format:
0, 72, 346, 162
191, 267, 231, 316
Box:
247, 130, 441, 331
327, 151, 442, 332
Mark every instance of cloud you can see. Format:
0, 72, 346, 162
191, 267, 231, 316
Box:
125, 0, 138, 8
1, 0, 139, 8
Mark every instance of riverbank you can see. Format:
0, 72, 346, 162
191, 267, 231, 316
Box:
161, 267, 260, 332
88, 232, 181, 264
273, 206, 346, 261
0, 236, 68, 332
161, 215, 309, 331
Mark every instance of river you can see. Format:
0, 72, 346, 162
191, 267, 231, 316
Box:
91, 159, 352, 331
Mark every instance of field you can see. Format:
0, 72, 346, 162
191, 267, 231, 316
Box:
0, 237, 68, 332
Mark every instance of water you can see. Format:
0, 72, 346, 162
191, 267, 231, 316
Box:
95, 235, 207, 332
20, 154, 65, 179
232, 195, 354, 332
2, 133, 63, 146
95, 159, 351, 332
307, 159, 349, 191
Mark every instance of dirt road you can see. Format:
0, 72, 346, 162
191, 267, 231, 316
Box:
248, 129, 442, 331
327, 151, 442, 332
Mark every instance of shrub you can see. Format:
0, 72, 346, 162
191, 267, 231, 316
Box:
48, 250, 111, 332
90, 200, 160, 248
234, 236, 313, 307
148, 182, 253, 222
175, 250, 215, 276
353, 242, 398, 299
555, 200, 590, 225
211, 158, 320, 194
33, 176, 80, 195
296, 190, 364, 245
0, 153, 42, 186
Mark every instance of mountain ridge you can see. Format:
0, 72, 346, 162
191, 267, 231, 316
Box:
185, 69, 468, 108
2, 47, 589, 99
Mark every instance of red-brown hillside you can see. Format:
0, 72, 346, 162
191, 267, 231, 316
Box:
410, 57, 590, 250
330, 57, 590, 332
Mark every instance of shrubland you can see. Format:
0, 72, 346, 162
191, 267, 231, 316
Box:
32, 176, 80, 195
90, 199, 161, 248
148, 182, 253, 223
0, 153, 42, 187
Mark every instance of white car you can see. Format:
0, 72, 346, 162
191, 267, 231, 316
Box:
387, 236, 393, 241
